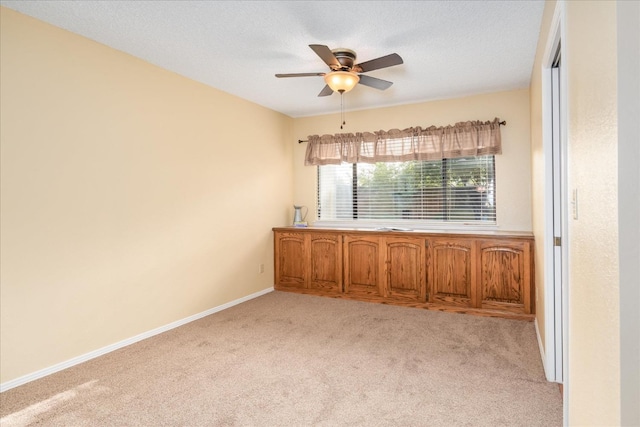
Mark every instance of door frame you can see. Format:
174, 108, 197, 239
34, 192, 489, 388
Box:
541, 0, 568, 394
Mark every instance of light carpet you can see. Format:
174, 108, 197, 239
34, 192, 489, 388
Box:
0, 291, 562, 426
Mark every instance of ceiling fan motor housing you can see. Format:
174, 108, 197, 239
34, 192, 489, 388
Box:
331, 48, 357, 70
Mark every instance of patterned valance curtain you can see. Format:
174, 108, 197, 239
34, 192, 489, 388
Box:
304, 118, 503, 166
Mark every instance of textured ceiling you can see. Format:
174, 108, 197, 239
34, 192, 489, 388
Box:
1, 1, 545, 118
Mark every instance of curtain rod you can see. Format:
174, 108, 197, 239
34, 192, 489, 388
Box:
297, 120, 507, 143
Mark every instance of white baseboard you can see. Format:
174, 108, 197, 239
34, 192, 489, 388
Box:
0, 287, 274, 393
534, 318, 549, 380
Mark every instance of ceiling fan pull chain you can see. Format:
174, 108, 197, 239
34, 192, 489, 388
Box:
340, 93, 346, 129
340, 93, 344, 129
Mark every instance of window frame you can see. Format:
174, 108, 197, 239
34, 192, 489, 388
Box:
315, 155, 498, 230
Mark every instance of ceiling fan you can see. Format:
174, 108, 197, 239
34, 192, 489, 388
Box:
275, 44, 403, 97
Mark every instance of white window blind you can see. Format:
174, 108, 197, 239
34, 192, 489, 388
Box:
317, 156, 496, 225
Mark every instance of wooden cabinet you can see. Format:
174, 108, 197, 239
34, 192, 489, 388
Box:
427, 238, 475, 308
273, 228, 534, 320
342, 235, 425, 300
274, 231, 342, 293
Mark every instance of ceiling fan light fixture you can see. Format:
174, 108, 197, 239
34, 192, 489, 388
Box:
324, 71, 360, 93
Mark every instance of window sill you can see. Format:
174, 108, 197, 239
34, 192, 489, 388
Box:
312, 220, 500, 233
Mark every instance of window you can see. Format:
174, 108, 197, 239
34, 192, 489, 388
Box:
317, 155, 496, 225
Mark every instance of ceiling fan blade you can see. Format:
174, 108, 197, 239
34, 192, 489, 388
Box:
309, 44, 341, 69
275, 72, 326, 78
358, 74, 393, 90
356, 53, 403, 73
317, 85, 334, 97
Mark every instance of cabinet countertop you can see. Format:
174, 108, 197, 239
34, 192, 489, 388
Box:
273, 226, 534, 239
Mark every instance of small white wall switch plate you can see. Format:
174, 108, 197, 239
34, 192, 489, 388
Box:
572, 188, 578, 219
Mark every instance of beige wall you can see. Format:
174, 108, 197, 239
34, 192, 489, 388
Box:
565, 1, 620, 424
530, 1, 621, 424
292, 90, 532, 232
0, 8, 293, 383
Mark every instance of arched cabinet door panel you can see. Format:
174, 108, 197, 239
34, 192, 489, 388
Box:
385, 237, 426, 302
427, 238, 475, 308
478, 240, 532, 314
274, 232, 308, 288
343, 235, 383, 297
309, 234, 343, 293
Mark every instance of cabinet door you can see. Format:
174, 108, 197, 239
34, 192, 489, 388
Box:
274, 232, 308, 289
343, 235, 383, 297
428, 238, 475, 307
384, 237, 425, 301
309, 233, 342, 293
478, 239, 531, 313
